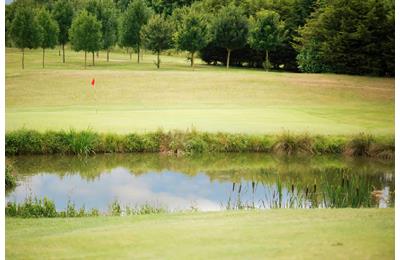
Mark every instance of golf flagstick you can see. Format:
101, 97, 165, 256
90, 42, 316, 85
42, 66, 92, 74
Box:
91, 78, 97, 114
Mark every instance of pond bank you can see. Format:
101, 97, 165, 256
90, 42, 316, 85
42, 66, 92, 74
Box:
6, 209, 394, 259
5, 129, 394, 158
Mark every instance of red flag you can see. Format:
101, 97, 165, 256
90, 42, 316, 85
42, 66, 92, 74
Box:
91, 78, 95, 88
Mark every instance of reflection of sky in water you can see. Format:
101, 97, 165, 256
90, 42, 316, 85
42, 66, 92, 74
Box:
7, 168, 255, 211
6, 164, 394, 211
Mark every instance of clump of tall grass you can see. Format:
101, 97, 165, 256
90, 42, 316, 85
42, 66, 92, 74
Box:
5, 129, 394, 158
6, 129, 43, 155
6, 197, 167, 218
272, 132, 314, 155
344, 133, 395, 159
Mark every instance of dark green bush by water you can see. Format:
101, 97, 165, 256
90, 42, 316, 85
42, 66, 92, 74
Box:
5, 129, 394, 158
5, 164, 17, 190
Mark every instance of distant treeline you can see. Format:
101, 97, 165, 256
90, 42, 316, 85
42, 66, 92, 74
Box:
5, 129, 394, 159
6, 0, 394, 75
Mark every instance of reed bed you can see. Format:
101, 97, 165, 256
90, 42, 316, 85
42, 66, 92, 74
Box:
5, 197, 167, 218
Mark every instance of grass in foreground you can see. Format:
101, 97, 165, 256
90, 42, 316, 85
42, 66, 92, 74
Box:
6, 209, 394, 259
6, 48, 394, 135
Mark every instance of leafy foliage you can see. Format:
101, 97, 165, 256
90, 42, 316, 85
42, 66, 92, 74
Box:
174, 9, 209, 66
119, 0, 152, 62
141, 14, 174, 68
52, 0, 74, 46
295, 0, 394, 75
210, 4, 249, 68
69, 10, 102, 66
10, 6, 41, 50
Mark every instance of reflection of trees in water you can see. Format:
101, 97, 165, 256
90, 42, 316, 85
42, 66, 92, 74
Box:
8, 153, 394, 208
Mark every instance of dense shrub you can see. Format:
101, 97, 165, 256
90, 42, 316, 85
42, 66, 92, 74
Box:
5, 164, 17, 190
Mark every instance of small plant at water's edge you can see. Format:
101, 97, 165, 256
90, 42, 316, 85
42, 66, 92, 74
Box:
5, 164, 17, 190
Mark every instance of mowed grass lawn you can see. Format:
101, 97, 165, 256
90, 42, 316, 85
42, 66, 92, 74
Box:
5, 48, 394, 135
6, 209, 394, 259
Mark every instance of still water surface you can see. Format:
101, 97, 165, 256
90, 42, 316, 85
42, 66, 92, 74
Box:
6, 154, 394, 211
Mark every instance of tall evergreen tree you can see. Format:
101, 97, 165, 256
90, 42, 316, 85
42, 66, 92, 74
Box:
296, 0, 395, 75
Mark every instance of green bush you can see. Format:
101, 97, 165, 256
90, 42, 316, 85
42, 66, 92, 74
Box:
5, 164, 17, 190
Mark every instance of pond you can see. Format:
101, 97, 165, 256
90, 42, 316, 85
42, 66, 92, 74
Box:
6, 154, 394, 212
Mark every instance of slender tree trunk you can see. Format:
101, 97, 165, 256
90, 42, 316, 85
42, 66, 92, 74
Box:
226, 48, 231, 69
22, 48, 24, 69
137, 43, 140, 64
265, 50, 269, 71
84, 51, 87, 69
107, 50, 109, 62
92, 51, 95, 66
130, 49, 132, 60
191, 52, 194, 68
59, 45, 61, 56
62, 44, 65, 63
42, 48, 45, 68
157, 51, 160, 69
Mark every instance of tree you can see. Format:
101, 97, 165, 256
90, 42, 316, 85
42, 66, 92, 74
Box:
141, 14, 174, 68
52, 0, 74, 63
10, 6, 42, 69
248, 10, 286, 71
37, 9, 59, 68
210, 4, 249, 69
120, 0, 152, 63
69, 10, 102, 68
85, 0, 118, 61
295, 0, 395, 75
174, 10, 209, 67
100, 2, 118, 62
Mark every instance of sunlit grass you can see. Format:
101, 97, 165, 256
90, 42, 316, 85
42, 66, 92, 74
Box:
6, 209, 394, 259
5, 47, 394, 135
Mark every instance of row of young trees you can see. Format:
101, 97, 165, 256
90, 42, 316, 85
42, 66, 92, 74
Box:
6, 0, 395, 75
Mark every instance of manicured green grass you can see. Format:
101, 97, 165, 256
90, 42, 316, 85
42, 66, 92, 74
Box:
6, 48, 394, 135
6, 209, 394, 259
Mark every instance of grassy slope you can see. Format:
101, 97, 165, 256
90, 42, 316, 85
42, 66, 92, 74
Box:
6, 209, 394, 259
5, 48, 394, 135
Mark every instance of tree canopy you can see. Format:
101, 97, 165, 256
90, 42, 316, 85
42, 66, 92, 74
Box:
248, 10, 286, 70
210, 4, 249, 68
119, 0, 153, 63
52, 0, 74, 63
10, 6, 42, 69
141, 14, 174, 68
69, 10, 102, 68
174, 10, 209, 67
4, 0, 395, 76
37, 8, 59, 68
295, 0, 394, 75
